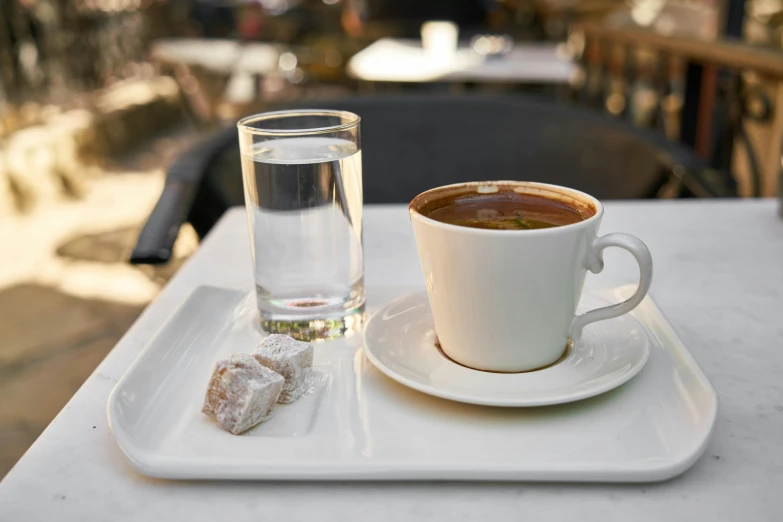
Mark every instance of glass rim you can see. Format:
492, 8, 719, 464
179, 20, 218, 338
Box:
237, 109, 360, 137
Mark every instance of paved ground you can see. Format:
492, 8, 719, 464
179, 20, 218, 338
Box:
0, 129, 199, 478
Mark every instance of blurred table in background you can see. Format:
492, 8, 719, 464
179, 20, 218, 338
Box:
150, 38, 283, 121
347, 38, 575, 84
151, 39, 280, 76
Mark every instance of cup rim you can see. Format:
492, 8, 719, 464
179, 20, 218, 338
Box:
409, 181, 604, 235
237, 109, 360, 137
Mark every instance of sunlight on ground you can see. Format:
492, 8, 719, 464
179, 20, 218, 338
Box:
0, 168, 198, 305
0, 128, 201, 478
40, 260, 161, 305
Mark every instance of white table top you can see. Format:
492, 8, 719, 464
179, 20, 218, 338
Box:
2, 201, 782, 521
347, 38, 575, 83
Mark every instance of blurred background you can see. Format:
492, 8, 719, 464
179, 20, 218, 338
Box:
1, 0, 783, 478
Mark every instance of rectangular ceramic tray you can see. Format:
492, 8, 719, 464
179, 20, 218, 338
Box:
108, 285, 717, 482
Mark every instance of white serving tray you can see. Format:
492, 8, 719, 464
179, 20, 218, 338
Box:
108, 285, 717, 482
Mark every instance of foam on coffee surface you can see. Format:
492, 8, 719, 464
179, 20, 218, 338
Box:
424, 190, 590, 230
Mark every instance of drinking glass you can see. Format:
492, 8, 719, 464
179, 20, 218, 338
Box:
237, 110, 364, 340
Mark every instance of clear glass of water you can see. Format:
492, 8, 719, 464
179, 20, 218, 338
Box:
237, 110, 364, 341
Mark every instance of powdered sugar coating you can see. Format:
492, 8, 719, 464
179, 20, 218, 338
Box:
202, 353, 284, 434
253, 334, 314, 404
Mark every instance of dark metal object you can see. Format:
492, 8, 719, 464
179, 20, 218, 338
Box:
680, 0, 746, 155
680, 62, 703, 150
131, 95, 728, 265
705, 0, 748, 194
724, 0, 747, 39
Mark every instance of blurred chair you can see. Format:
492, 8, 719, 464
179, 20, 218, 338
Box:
131, 95, 728, 264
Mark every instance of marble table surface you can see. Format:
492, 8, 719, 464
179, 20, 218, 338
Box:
1, 201, 782, 521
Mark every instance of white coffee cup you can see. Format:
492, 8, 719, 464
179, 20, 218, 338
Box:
409, 181, 653, 373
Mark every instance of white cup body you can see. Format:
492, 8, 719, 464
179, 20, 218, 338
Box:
410, 182, 603, 373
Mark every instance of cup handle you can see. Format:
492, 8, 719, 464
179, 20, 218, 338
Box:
570, 233, 653, 341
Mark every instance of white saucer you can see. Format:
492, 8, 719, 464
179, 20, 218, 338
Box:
363, 292, 650, 407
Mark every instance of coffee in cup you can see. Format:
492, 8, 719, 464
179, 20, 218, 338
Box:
409, 181, 652, 373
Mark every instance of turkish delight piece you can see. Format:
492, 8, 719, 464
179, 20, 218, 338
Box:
202, 353, 284, 434
253, 334, 314, 404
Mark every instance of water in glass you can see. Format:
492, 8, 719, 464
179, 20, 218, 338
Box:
241, 136, 364, 339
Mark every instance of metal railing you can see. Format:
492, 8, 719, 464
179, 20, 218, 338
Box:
574, 21, 783, 197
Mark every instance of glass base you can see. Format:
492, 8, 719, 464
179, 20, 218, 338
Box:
255, 282, 364, 341
259, 307, 364, 342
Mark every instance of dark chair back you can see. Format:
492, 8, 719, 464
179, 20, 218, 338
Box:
133, 95, 722, 264
310, 96, 699, 202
